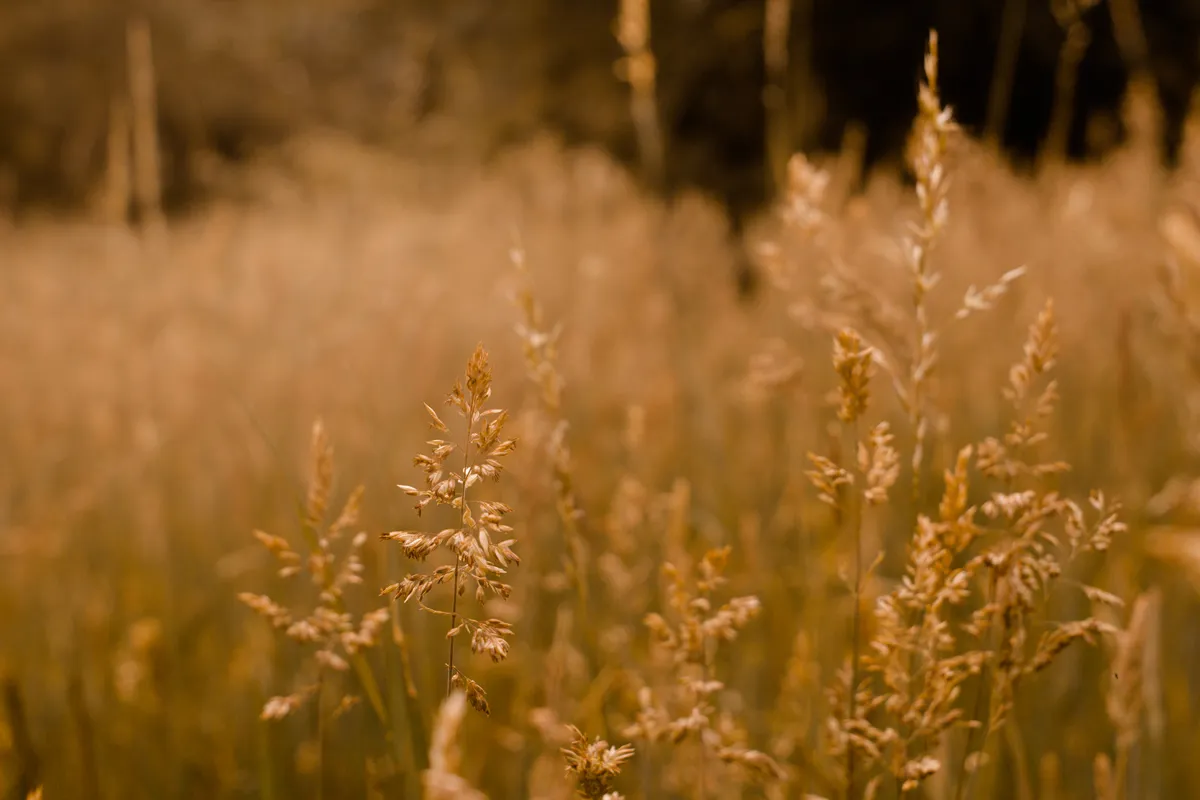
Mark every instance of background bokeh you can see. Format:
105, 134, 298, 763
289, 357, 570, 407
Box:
3, 1, 1200, 799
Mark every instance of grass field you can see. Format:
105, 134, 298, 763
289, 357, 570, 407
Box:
3, 35, 1200, 800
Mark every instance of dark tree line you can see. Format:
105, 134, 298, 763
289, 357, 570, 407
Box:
1, 0, 1197, 225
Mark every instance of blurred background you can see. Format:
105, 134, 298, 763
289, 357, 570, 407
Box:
4, 0, 1200, 798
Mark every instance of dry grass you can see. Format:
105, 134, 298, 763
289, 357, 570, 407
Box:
6, 27, 1200, 800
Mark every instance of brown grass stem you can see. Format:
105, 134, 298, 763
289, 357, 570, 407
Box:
125, 16, 164, 236
315, 674, 326, 800
4, 675, 41, 799
985, 0, 1029, 146
1043, 1, 1100, 168
955, 570, 999, 800
845, 416, 865, 800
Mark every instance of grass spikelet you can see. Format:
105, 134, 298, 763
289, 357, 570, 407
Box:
562, 726, 636, 799
238, 418, 389, 725
382, 343, 520, 707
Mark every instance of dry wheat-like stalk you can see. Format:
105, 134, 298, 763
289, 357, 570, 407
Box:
903, 30, 956, 502
901, 30, 1024, 498
766, 31, 1025, 442
511, 244, 593, 652
238, 419, 390, 724
382, 344, 519, 713
593, 406, 660, 672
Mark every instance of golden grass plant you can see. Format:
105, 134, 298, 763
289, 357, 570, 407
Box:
6, 25, 1200, 800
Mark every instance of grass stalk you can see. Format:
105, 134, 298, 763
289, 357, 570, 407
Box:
845, 417, 864, 800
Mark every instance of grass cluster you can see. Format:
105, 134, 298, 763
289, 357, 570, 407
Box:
4, 29, 1200, 800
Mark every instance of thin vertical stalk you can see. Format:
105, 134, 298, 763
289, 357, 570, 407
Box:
315, 675, 326, 800
446, 550, 462, 697
4, 675, 41, 798
447, 407, 476, 697
389, 562, 429, 774
257, 685, 276, 800
955, 570, 1005, 800
985, 0, 1029, 147
125, 17, 164, 236
1005, 716, 1034, 800
763, 0, 793, 196
1043, 2, 1098, 169
68, 669, 100, 800
844, 418, 864, 800
615, 0, 665, 189
696, 637, 717, 800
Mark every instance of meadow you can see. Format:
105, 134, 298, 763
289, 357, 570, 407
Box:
4, 33, 1200, 800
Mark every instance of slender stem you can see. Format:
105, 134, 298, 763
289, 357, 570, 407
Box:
1043, 19, 1090, 168
1113, 739, 1131, 800
258, 685, 276, 800
512, 250, 597, 681
559, 493, 596, 678
696, 635, 716, 800
348, 649, 389, 729
1005, 715, 1034, 800
447, 553, 463, 697
316, 674, 325, 800
846, 419, 863, 799
956, 570, 1002, 800
616, 0, 664, 190
66, 670, 99, 800
4, 675, 40, 797
763, 0, 793, 196
985, 0, 1029, 146
448, 408, 476, 696
391, 587, 430, 773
